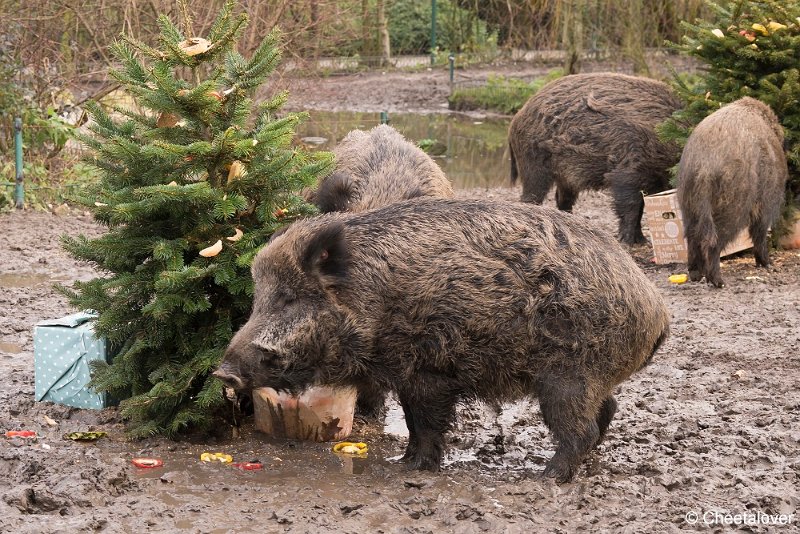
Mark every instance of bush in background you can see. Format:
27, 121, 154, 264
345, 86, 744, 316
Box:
448, 69, 563, 115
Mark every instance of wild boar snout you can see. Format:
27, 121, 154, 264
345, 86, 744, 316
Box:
212, 366, 246, 390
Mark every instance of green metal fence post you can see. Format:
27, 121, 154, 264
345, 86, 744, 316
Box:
380, 111, 389, 125
449, 53, 455, 85
14, 117, 24, 209
430, 0, 437, 66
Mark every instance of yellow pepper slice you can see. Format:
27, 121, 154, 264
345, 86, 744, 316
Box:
200, 452, 233, 463
332, 441, 368, 456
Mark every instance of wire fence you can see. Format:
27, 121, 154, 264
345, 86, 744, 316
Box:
283, 54, 434, 73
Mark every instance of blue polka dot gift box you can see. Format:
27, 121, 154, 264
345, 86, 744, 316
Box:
34, 311, 112, 410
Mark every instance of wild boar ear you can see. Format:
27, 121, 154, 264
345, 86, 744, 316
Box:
300, 221, 350, 285
268, 224, 291, 244
315, 172, 353, 213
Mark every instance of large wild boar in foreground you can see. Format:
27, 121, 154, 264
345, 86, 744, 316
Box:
677, 97, 788, 288
214, 199, 670, 482
311, 124, 453, 213
508, 72, 682, 245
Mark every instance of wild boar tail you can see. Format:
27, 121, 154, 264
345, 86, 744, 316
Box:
510, 142, 518, 186
639, 323, 669, 370
694, 196, 719, 260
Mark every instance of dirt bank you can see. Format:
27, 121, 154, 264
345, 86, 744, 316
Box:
275, 54, 696, 116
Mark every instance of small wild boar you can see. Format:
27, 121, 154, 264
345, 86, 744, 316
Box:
508, 72, 683, 245
677, 97, 788, 288
312, 124, 454, 213
214, 198, 670, 482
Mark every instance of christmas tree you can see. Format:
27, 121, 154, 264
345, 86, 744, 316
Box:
660, 0, 800, 231
61, 0, 332, 437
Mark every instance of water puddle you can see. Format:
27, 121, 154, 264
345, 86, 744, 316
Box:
0, 342, 23, 354
0, 272, 51, 288
114, 401, 549, 530
127, 436, 386, 521
132, 437, 383, 485
383, 397, 409, 438
295, 111, 512, 190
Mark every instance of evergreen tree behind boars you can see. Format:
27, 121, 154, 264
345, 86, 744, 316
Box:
60, 0, 332, 437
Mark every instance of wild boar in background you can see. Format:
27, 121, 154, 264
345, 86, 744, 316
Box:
311, 124, 453, 213
677, 97, 788, 288
308, 123, 454, 417
215, 198, 670, 482
508, 72, 682, 245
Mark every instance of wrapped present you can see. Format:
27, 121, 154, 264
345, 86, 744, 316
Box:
34, 311, 111, 409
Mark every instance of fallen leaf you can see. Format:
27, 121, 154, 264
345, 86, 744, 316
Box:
156, 112, 179, 128
42, 415, 58, 427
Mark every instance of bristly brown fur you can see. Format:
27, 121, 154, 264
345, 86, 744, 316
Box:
677, 97, 788, 288
216, 198, 671, 483
313, 124, 454, 213
508, 72, 683, 245
310, 123, 455, 418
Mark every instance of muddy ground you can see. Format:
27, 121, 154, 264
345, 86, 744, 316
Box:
2, 64, 799, 534
275, 53, 694, 116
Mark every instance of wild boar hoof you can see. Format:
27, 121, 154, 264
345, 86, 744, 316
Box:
621, 233, 648, 246
543, 459, 577, 484
405, 455, 441, 472
709, 278, 725, 289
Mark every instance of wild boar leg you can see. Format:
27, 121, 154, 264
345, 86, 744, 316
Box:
703, 243, 725, 288
687, 237, 705, 282
519, 152, 556, 205
595, 395, 618, 446
555, 184, 579, 212
748, 215, 771, 268
355, 381, 387, 421
609, 171, 647, 245
538, 378, 602, 483
397, 379, 459, 472
398, 400, 419, 462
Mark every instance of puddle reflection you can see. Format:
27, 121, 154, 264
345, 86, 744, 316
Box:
295, 111, 512, 190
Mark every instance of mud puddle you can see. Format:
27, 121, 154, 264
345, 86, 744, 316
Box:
132, 438, 383, 484
0, 341, 23, 353
0, 272, 52, 288
0, 272, 73, 288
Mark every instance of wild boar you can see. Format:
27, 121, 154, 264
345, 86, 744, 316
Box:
214, 198, 670, 482
508, 72, 683, 244
312, 124, 453, 213
677, 97, 788, 288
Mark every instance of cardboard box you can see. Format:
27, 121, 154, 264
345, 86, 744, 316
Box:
34, 311, 111, 410
252, 386, 356, 442
643, 189, 753, 264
